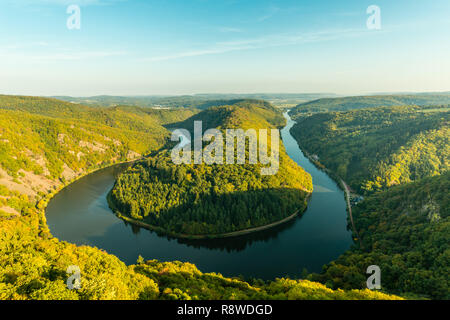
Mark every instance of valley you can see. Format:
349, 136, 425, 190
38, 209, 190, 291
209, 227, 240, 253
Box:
1, 93, 448, 300
2, 0, 449, 306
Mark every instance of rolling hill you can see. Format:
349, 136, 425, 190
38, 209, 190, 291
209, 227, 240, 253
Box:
290, 93, 450, 117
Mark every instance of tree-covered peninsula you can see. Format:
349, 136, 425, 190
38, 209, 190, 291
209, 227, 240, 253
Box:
109, 100, 313, 237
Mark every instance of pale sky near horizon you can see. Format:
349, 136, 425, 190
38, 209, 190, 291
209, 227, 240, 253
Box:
0, 0, 449, 96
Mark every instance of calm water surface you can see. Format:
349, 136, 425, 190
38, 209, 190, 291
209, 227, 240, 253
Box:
46, 112, 352, 279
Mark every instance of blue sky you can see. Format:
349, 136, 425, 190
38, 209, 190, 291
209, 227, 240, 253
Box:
1, 0, 449, 96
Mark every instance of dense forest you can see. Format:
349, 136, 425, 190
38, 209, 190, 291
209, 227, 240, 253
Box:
290, 93, 450, 117
311, 173, 449, 299
109, 100, 313, 236
290, 105, 449, 194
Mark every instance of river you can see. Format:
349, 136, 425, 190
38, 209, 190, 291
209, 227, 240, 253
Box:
46, 111, 352, 280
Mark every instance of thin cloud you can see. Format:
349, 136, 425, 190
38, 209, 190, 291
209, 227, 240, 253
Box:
257, 6, 280, 22
0, 49, 126, 61
4, 0, 124, 6
1, 42, 49, 50
143, 28, 382, 62
36, 51, 127, 60
219, 27, 243, 33
0, 39, 127, 61
144, 49, 237, 62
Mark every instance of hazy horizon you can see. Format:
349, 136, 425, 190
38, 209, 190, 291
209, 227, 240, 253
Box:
15, 90, 450, 99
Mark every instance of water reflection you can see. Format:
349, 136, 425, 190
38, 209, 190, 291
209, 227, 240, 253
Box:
119, 216, 298, 252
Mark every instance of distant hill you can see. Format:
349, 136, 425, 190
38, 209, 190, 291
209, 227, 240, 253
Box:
171, 99, 285, 129
290, 93, 450, 118
52, 95, 210, 109
193, 93, 338, 106
53, 93, 338, 109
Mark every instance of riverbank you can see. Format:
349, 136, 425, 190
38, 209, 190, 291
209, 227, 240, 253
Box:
301, 149, 361, 242
39, 157, 141, 235
340, 180, 362, 246
287, 116, 361, 244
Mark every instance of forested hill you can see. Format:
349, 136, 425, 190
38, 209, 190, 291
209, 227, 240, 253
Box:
313, 173, 449, 299
0, 95, 187, 218
170, 99, 285, 130
290, 105, 449, 194
109, 100, 313, 236
289, 104, 449, 299
290, 93, 450, 117
0, 95, 198, 127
